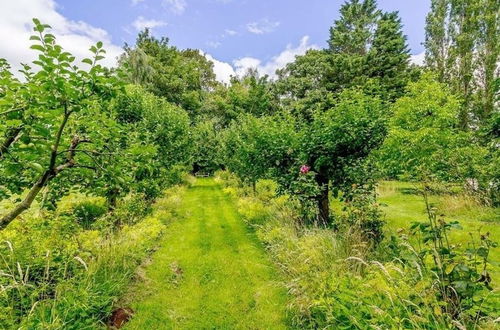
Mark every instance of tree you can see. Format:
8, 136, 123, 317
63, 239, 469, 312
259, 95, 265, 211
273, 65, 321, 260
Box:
222, 114, 299, 191
192, 119, 222, 174
0, 59, 25, 161
111, 85, 193, 201
425, 0, 499, 128
302, 90, 386, 224
120, 29, 217, 117
449, 0, 480, 129
202, 70, 278, 126
0, 19, 122, 227
476, 0, 500, 122
275, 50, 334, 120
119, 47, 154, 86
377, 74, 486, 181
328, 0, 379, 55
367, 12, 411, 101
425, 0, 452, 82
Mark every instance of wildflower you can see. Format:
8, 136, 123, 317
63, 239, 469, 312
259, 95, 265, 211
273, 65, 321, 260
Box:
300, 165, 311, 174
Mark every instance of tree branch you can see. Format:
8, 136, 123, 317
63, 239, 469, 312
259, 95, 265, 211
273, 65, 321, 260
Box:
0, 109, 75, 228
0, 126, 23, 160
0, 107, 24, 117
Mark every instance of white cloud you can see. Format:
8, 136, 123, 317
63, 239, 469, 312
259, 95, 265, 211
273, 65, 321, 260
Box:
132, 16, 167, 31
247, 18, 280, 35
233, 57, 262, 76
224, 29, 237, 36
163, 0, 187, 15
202, 36, 317, 84
203, 53, 235, 84
131, 0, 145, 5
202, 36, 318, 84
206, 40, 221, 49
233, 36, 318, 78
0, 0, 122, 75
410, 52, 425, 66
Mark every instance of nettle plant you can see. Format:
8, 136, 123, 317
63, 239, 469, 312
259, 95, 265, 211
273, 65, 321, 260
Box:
0, 19, 123, 228
406, 183, 497, 322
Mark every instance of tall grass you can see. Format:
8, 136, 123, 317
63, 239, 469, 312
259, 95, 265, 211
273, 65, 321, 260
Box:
0, 185, 187, 329
216, 171, 499, 329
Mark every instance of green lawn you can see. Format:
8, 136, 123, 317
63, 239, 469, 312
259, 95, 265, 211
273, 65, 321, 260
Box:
123, 178, 289, 329
377, 181, 500, 280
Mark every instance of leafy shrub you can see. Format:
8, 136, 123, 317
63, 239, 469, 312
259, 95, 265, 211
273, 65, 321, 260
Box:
339, 185, 385, 245
255, 179, 278, 202
165, 165, 195, 187
72, 199, 107, 230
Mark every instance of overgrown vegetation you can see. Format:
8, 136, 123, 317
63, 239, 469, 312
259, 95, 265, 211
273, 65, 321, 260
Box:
1, 0, 499, 327
216, 171, 498, 328
0, 185, 189, 328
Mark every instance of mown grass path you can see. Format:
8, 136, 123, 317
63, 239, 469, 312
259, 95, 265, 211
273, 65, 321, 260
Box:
125, 178, 289, 329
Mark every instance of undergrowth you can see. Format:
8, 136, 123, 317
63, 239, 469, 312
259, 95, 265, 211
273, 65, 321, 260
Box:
216, 171, 499, 329
0, 184, 189, 329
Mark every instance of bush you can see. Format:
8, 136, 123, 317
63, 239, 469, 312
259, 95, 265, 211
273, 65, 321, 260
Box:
72, 199, 107, 230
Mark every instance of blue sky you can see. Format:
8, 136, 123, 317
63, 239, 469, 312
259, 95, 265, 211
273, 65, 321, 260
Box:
57, 0, 430, 62
1, 0, 430, 82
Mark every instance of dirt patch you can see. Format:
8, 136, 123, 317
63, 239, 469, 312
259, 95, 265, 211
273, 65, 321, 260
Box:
108, 307, 134, 329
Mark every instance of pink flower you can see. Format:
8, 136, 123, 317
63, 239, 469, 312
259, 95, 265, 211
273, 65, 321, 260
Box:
300, 165, 311, 174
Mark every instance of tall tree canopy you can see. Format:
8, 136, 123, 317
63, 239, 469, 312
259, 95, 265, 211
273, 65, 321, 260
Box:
425, 0, 499, 128
120, 29, 217, 118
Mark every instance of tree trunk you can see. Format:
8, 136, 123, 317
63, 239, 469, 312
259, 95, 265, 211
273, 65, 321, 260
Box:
0, 113, 75, 229
0, 171, 52, 229
316, 171, 330, 226
107, 191, 118, 211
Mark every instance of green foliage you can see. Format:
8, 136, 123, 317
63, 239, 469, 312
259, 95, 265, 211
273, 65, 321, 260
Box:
0, 19, 123, 225
202, 71, 279, 126
275, 50, 334, 120
1, 6, 498, 329
425, 0, 499, 127
328, 0, 379, 55
377, 74, 489, 183
192, 119, 222, 174
0, 185, 189, 328
367, 11, 411, 101
383, 183, 499, 324
303, 89, 386, 184
119, 29, 217, 117
340, 184, 385, 244
72, 199, 107, 230
222, 113, 299, 188
219, 173, 499, 329
109, 84, 193, 202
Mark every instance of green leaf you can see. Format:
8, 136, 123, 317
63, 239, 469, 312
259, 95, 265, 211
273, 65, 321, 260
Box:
30, 45, 45, 52
476, 247, 488, 258
29, 163, 44, 172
